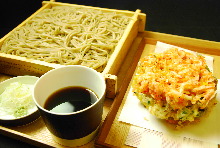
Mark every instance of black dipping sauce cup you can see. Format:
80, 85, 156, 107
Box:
33, 65, 106, 147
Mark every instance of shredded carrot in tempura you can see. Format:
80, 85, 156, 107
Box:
133, 48, 217, 110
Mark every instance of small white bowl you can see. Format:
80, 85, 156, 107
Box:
0, 76, 40, 126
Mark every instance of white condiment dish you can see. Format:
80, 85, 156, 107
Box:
0, 76, 40, 126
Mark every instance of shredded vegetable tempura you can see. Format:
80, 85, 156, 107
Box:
132, 48, 217, 126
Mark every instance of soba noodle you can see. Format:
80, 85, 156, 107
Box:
1, 6, 130, 71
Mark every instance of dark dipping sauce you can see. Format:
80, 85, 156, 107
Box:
44, 86, 98, 113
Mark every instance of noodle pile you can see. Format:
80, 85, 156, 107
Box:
1, 6, 130, 71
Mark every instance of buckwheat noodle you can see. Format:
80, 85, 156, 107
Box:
1, 6, 130, 71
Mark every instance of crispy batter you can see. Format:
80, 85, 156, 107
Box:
132, 48, 217, 124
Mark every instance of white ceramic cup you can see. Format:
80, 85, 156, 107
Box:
33, 65, 106, 147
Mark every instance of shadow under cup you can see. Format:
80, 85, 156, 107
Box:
33, 66, 106, 147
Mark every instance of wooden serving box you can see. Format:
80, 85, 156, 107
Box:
0, 1, 146, 98
1, 31, 220, 148
1, 1, 220, 148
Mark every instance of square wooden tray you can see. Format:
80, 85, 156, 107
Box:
1, 1, 220, 148
95, 31, 220, 147
1, 28, 220, 147
0, 1, 146, 99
